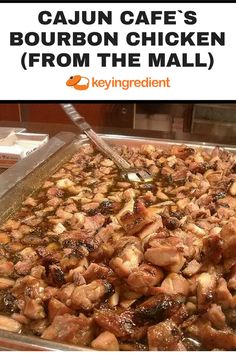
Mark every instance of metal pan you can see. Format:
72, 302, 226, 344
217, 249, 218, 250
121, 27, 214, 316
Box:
0, 131, 236, 350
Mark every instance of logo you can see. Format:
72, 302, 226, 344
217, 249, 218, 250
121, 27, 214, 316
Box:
66, 75, 90, 91
66, 75, 171, 91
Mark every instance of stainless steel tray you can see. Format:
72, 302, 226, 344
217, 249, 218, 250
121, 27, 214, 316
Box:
0, 131, 236, 350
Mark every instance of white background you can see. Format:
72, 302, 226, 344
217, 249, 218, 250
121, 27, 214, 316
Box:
0, 2, 235, 100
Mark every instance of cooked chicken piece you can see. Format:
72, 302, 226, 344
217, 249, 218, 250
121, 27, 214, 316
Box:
59, 230, 96, 256
135, 293, 184, 322
69, 212, 85, 228
220, 220, 236, 258
47, 265, 65, 287
140, 144, 156, 156
56, 207, 73, 220
94, 309, 140, 339
43, 180, 54, 188
202, 234, 223, 264
215, 277, 233, 309
110, 237, 143, 277
197, 272, 217, 311
42, 286, 59, 301
228, 264, 236, 290
171, 304, 189, 325
207, 303, 226, 329
48, 298, 72, 322
0, 259, 14, 276
108, 288, 120, 307
156, 190, 169, 201
185, 318, 236, 350
53, 222, 66, 235
218, 195, 236, 209
11, 313, 29, 325
56, 178, 75, 189
23, 197, 38, 207
95, 222, 121, 244
144, 243, 185, 272
94, 181, 112, 194
126, 263, 164, 294
170, 145, 194, 160
182, 260, 201, 277
20, 246, 38, 261
66, 267, 86, 286
0, 277, 15, 289
23, 298, 45, 320
123, 188, 137, 201
147, 319, 183, 350
15, 247, 38, 275
185, 223, 205, 237
30, 319, 48, 336
22, 215, 43, 227
221, 219, 236, 238
79, 144, 94, 155
83, 214, 105, 232
229, 181, 236, 196
176, 197, 190, 210
0, 315, 22, 333
51, 168, 70, 179
217, 206, 235, 219
11, 229, 25, 240
56, 283, 75, 306
101, 158, 114, 167
91, 331, 119, 351
12, 275, 46, 301
205, 170, 223, 185
1, 219, 20, 231
161, 273, 189, 296
71, 280, 112, 310
64, 202, 78, 213
172, 169, 188, 185
47, 196, 62, 207
83, 263, 111, 282
19, 224, 33, 234
41, 313, 94, 346
138, 216, 163, 242
0, 232, 10, 244
117, 199, 154, 235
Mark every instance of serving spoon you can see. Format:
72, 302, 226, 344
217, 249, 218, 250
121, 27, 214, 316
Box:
60, 103, 153, 183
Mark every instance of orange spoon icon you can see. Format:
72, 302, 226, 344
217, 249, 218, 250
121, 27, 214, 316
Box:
66, 75, 89, 90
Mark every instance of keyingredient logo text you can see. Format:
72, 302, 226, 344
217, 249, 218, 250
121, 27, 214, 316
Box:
66, 75, 170, 91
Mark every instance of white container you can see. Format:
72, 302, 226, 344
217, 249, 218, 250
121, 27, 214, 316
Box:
0, 132, 49, 168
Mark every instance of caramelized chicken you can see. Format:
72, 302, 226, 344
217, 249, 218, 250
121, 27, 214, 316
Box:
71, 280, 112, 310
41, 313, 94, 345
117, 199, 154, 235
147, 319, 184, 350
185, 317, 236, 350
110, 237, 143, 277
135, 293, 185, 323
1, 142, 236, 350
126, 263, 164, 294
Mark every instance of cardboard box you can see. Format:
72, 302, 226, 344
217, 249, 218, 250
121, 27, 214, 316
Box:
0, 131, 49, 168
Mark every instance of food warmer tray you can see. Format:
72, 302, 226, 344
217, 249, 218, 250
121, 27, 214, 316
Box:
0, 131, 236, 350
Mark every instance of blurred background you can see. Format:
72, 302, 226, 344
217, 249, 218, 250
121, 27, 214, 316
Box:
1, 103, 236, 140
